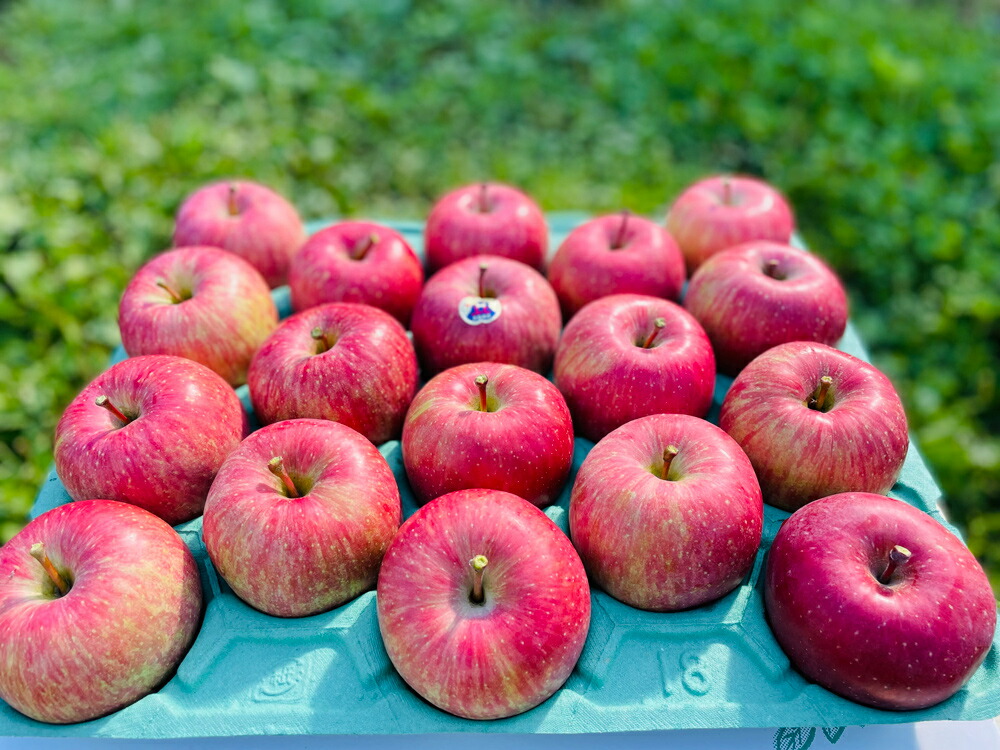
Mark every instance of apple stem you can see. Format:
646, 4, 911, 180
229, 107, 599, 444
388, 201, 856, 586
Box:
29, 543, 69, 596
721, 177, 733, 206
469, 555, 488, 604
878, 545, 912, 584
478, 183, 489, 213
478, 262, 489, 298
611, 210, 630, 249
763, 259, 785, 280
94, 395, 131, 425
642, 318, 666, 348
661, 445, 679, 479
810, 375, 834, 411
268, 457, 300, 498
227, 183, 239, 216
475, 374, 489, 412
155, 278, 185, 303
351, 232, 380, 261
311, 326, 332, 353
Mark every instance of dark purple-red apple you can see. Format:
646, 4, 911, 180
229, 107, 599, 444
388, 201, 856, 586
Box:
665, 175, 795, 275
684, 241, 848, 375
554, 294, 716, 442
248, 302, 418, 444
203, 419, 401, 617
119, 245, 278, 386
719, 341, 909, 511
376, 488, 591, 720
424, 182, 548, 273
173, 179, 306, 288
288, 221, 424, 327
402, 362, 574, 507
765, 491, 997, 710
547, 211, 685, 320
410, 255, 561, 376
54, 355, 247, 525
0, 500, 202, 724
570, 414, 762, 611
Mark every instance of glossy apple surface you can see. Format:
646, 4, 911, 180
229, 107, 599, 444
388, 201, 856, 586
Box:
665, 175, 795, 274
288, 221, 424, 327
54, 355, 247, 525
719, 342, 909, 511
684, 241, 848, 375
203, 419, 401, 617
410, 255, 561, 376
248, 302, 418, 444
402, 362, 574, 507
547, 211, 685, 319
765, 491, 997, 710
119, 246, 278, 386
424, 182, 547, 273
570, 414, 762, 611
554, 294, 716, 442
377, 488, 591, 720
0, 500, 202, 724
173, 179, 306, 288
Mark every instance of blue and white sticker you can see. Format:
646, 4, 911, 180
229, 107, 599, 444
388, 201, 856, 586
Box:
458, 296, 502, 325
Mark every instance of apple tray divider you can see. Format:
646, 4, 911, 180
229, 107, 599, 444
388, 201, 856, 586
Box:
9, 215, 999, 739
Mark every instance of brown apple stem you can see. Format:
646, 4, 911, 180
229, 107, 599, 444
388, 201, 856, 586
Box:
611, 210, 630, 249
311, 327, 331, 353
94, 395, 131, 425
661, 445, 679, 479
721, 177, 733, 206
268, 457, 300, 498
475, 374, 489, 412
227, 183, 239, 216
763, 259, 784, 280
478, 262, 489, 298
155, 278, 184, 303
812, 375, 834, 411
29, 543, 69, 596
478, 183, 490, 213
642, 318, 666, 348
469, 555, 488, 604
351, 232, 380, 261
878, 545, 912, 584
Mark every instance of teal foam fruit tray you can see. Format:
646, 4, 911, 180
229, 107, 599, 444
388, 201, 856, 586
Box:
6, 216, 1000, 738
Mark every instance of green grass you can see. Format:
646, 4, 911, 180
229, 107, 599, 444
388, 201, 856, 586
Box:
1, 0, 999, 590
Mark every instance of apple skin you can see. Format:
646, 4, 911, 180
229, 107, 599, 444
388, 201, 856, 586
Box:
203, 419, 401, 617
765, 491, 997, 711
547, 212, 686, 320
410, 255, 561, 377
54, 355, 248, 525
424, 182, 548, 273
402, 362, 574, 507
553, 294, 716, 443
570, 414, 763, 611
288, 221, 424, 327
376, 488, 591, 720
172, 179, 306, 288
247, 302, 418, 444
118, 246, 279, 386
665, 175, 795, 275
684, 241, 848, 376
719, 341, 909, 511
0, 499, 203, 724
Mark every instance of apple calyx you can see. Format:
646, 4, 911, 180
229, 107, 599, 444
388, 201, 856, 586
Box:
807, 375, 835, 412
311, 326, 335, 354
351, 232, 380, 261
29, 542, 70, 597
227, 183, 240, 216
611, 210, 631, 249
641, 318, 667, 349
763, 259, 786, 280
267, 456, 300, 498
657, 445, 680, 480
477, 183, 490, 213
878, 544, 912, 585
155, 278, 187, 304
469, 554, 488, 604
475, 374, 491, 413
94, 395, 132, 425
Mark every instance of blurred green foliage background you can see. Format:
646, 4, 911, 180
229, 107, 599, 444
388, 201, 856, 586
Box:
1, 0, 998, 590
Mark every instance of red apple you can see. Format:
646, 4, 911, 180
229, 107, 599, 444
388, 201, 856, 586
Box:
0, 499, 202, 724
173, 179, 306, 288
570, 414, 762, 611
424, 182, 548, 273
203, 419, 401, 617
376, 488, 591, 720
247, 302, 418, 444
54, 355, 247, 525
288, 221, 424, 327
719, 341, 909, 511
665, 175, 795, 275
765, 491, 997, 710
553, 294, 716, 442
547, 211, 685, 319
118, 246, 278, 386
684, 241, 848, 375
402, 362, 574, 507
410, 255, 561, 376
